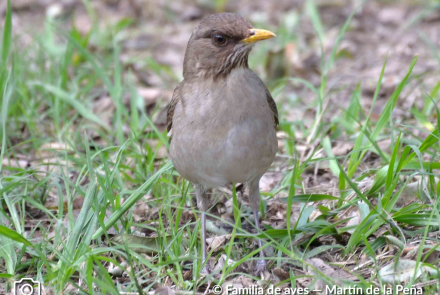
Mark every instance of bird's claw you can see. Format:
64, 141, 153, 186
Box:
254, 259, 267, 276
201, 262, 212, 275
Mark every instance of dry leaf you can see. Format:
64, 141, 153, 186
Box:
345, 211, 361, 234
108, 261, 128, 277
212, 254, 237, 273
379, 259, 438, 283
206, 234, 231, 252
331, 142, 353, 157
273, 267, 290, 281
259, 171, 283, 192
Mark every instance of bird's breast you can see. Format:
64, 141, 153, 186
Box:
169, 68, 277, 187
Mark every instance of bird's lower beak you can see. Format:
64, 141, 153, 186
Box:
241, 29, 276, 45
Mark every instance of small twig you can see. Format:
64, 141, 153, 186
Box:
351, 253, 394, 271
413, 279, 439, 288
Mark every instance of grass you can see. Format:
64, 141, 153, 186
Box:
1, 0, 440, 294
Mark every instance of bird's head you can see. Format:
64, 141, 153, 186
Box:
183, 13, 276, 80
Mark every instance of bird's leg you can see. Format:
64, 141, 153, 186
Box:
253, 210, 264, 254
249, 178, 266, 274
195, 184, 210, 274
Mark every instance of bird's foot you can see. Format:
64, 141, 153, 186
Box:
201, 266, 211, 275
201, 261, 212, 276
254, 259, 267, 276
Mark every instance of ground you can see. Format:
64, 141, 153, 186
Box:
0, 0, 439, 294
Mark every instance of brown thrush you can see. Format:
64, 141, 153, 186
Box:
167, 12, 278, 273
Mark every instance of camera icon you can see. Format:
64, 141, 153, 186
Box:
13, 278, 41, 295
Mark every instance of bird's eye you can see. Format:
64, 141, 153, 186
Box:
213, 34, 227, 46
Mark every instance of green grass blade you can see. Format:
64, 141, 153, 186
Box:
326, 3, 360, 72
371, 56, 418, 140
0, 225, 33, 248
1, 0, 12, 66
322, 136, 339, 176
348, 55, 387, 177
306, 0, 324, 46
286, 159, 299, 253
33, 83, 108, 129
92, 161, 173, 239
385, 133, 401, 190
231, 183, 242, 229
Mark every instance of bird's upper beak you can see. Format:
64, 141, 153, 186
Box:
241, 29, 276, 45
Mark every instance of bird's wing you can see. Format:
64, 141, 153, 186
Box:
249, 70, 279, 128
167, 83, 181, 135
265, 87, 279, 128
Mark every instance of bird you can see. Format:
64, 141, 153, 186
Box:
167, 12, 278, 273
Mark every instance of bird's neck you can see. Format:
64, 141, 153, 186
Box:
183, 49, 251, 81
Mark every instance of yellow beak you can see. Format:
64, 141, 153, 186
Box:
241, 29, 276, 44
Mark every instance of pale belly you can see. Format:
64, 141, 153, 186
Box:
170, 117, 277, 188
